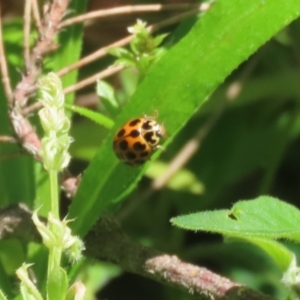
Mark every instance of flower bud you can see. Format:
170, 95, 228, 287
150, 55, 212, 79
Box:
38, 72, 72, 171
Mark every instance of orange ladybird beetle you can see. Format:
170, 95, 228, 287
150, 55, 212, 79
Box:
113, 114, 165, 166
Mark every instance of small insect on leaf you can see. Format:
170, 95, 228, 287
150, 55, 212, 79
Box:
113, 115, 165, 166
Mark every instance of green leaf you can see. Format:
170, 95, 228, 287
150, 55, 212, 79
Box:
65, 103, 114, 129
108, 47, 133, 59
0, 21, 35, 208
96, 80, 121, 117
0, 240, 25, 275
69, 0, 300, 237
0, 20, 35, 209
0, 260, 13, 299
114, 58, 136, 68
226, 236, 294, 272
70, 120, 108, 161
109, 48, 137, 68
52, 0, 87, 105
47, 266, 68, 300
153, 33, 169, 48
171, 196, 300, 240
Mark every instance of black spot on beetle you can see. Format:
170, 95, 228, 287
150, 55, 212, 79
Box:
140, 151, 149, 158
117, 128, 126, 138
129, 119, 141, 126
119, 140, 128, 151
144, 132, 156, 144
126, 152, 137, 160
142, 121, 152, 130
130, 130, 140, 138
133, 142, 146, 151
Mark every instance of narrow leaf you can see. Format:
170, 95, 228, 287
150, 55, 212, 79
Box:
65, 104, 114, 129
69, 0, 300, 237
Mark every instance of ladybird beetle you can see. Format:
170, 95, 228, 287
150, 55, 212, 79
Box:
113, 115, 165, 166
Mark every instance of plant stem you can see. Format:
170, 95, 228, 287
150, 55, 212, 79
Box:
48, 170, 61, 274
50, 170, 59, 219
48, 247, 62, 275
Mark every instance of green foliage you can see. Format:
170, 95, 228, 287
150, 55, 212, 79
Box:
51, 0, 86, 105
172, 196, 298, 270
109, 19, 167, 76
1, 0, 300, 299
47, 267, 68, 300
65, 103, 114, 129
172, 196, 300, 240
96, 80, 121, 117
0, 20, 35, 208
69, 0, 300, 237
